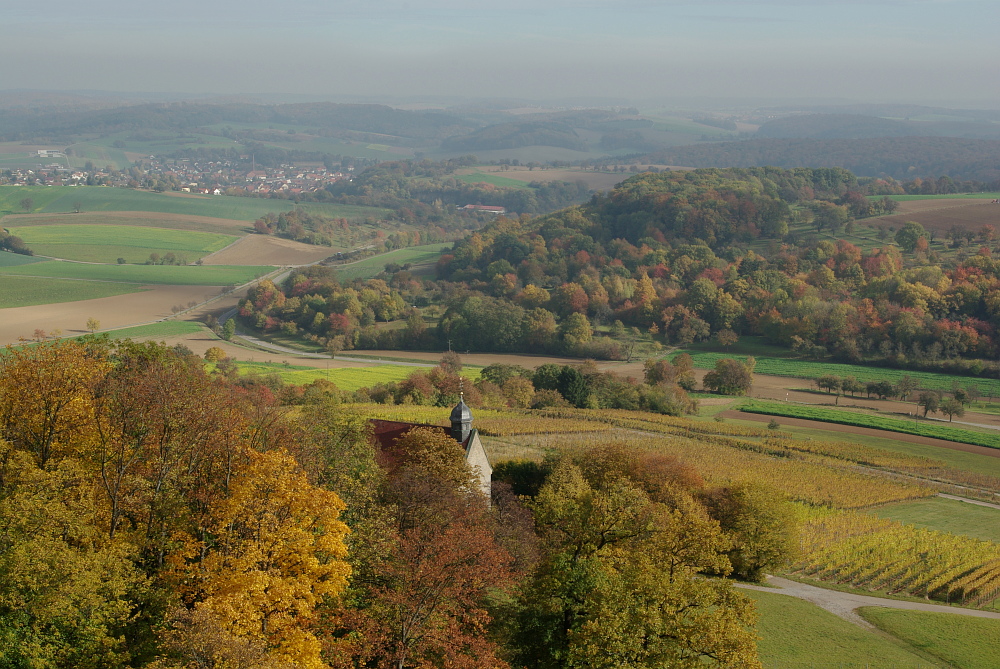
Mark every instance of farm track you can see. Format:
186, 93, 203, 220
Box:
736, 576, 1000, 629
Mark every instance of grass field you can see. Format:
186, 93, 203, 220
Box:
0, 186, 390, 222
226, 360, 478, 391
0, 260, 272, 286
0, 252, 43, 267
741, 400, 1000, 450
858, 608, 1000, 669
334, 244, 448, 281
873, 497, 1000, 543
8, 224, 237, 263
743, 590, 934, 668
676, 351, 1000, 397
765, 422, 1000, 479
98, 320, 210, 341
0, 275, 143, 308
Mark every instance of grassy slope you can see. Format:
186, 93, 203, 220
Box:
0, 252, 43, 267
0, 275, 143, 308
455, 172, 532, 189
8, 224, 236, 263
98, 320, 210, 341
226, 360, 481, 391
743, 590, 935, 668
858, 607, 1000, 669
0, 260, 271, 286
740, 400, 1000, 450
873, 497, 1000, 543
334, 244, 447, 281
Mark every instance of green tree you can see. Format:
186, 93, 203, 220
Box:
918, 390, 940, 417
895, 221, 928, 253
940, 398, 965, 422
702, 357, 755, 396
700, 482, 799, 582
19, 196, 34, 212
513, 460, 761, 669
222, 318, 236, 341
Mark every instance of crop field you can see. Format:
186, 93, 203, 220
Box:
8, 212, 252, 235
676, 350, 1000, 397
334, 244, 448, 281
7, 224, 236, 264
340, 404, 610, 438
858, 608, 1000, 669
873, 496, 1000, 543
0, 252, 43, 268
225, 361, 480, 391
0, 186, 390, 221
0, 275, 142, 308
887, 193, 1000, 201
96, 320, 209, 341
871, 198, 1000, 235
0, 260, 272, 286
740, 400, 1000, 451
743, 590, 933, 668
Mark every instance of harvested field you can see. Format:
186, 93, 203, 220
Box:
201, 235, 336, 266
0, 284, 225, 345
3, 211, 254, 235
870, 199, 1000, 234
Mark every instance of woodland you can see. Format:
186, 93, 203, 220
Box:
0, 338, 786, 668
240, 166, 1000, 401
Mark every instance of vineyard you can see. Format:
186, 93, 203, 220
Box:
677, 351, 1000, 396
795, 510, 1000, 608
536, 432, 932, 509
740, 400, 1000, 450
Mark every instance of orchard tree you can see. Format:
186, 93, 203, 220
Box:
940, 398, 965, 422
703, 357, 755, 396
895, 221, 928, 253
918, 391, 940, 417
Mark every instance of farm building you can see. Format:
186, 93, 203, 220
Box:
369, 397, 492, 499
460, 204, 506, 214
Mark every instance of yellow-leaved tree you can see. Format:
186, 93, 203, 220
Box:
166, 449, 350, 669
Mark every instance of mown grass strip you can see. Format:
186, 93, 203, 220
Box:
676, 350, 1000, 397
740, 400, 1000, 450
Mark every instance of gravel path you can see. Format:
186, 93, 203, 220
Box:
736, 576, 1000, 629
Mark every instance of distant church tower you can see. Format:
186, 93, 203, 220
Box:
450, 394, 473, 444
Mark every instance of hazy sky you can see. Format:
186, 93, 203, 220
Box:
3, 0, 998, 106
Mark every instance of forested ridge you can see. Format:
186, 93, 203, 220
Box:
241, 166, 1000, 391
0, 338, 784, 668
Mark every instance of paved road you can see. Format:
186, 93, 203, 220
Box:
736, 576, 1000, 629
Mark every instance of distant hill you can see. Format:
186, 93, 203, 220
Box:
440, 121, 588, 152
0, 102, 475, 143
643, 137, 1000, 182
756, 113, 1000, 141
756, 114, 916, 139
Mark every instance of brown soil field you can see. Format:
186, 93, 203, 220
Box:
201, 235, 336, 266
0, 285, 226, 345
869, 199, 1000, 234
722, 410, 1000, 459
1, 211, 252, 235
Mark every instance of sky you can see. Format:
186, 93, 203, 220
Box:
3, 0, 998, 107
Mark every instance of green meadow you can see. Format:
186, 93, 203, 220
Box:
0, 275, 142, 308
858, 608, 1000, 669
0, 260, 272, 286
743, 590, 934, 668
676, 350, 1000, 397
0, 186, 390, 222
873, 496, 1000, 543
8, 224, 236, 263
334, 244, 448, 281
226, 360, 480, 391
0, 252, 43, 268
97, 320, 209, 341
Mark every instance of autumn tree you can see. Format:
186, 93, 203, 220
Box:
512, 458, 761, 669
940, 398, 965, 422
918, 390, 940, 417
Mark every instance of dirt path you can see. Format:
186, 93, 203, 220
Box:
720, 410, 1000, 459
736, 576, 1000, 629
